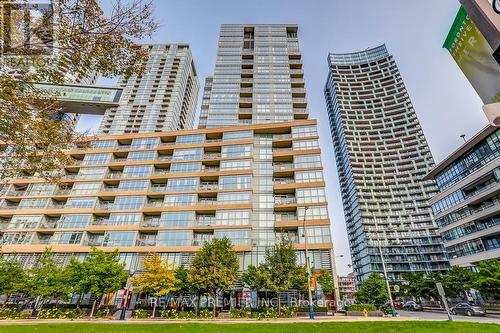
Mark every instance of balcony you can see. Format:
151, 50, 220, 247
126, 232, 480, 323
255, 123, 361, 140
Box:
201, 166, 220, 173
150, 185, 167, 192
97, 203, 114, 210
146, 201, 164, 208
153, 169, 170, 176
273, 163, 294, 171
274, 196, 297, 205
55, 188, 72, 195
198, 198, 218, 206
136, 238, 157, 246
6, 190, 27, 197
203, 153, 221, 159
141, 217, 161, 227
107, 172, 123, 179
197, 216, 216, 226
275, 213, 298, 221
273, 177, 295, 185
49, 201, 66, 209
157, 155, 173, 161
101, 186, 120, 192
199, 182, 219, 190
273, 134, 292, 140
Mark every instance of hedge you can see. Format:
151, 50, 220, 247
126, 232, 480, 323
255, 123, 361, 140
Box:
345, 304, 377, 311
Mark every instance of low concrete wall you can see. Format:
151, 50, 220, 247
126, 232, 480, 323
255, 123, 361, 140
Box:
346, 311, 383, 317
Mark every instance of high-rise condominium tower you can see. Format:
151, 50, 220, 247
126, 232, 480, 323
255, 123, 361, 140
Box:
0, 26, 336, 304
99, 44, 199, 134
324, 45, 449, 285
198, 24, 307, 128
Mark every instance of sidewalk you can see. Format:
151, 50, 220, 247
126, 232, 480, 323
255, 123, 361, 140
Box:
0, 316, 419, 325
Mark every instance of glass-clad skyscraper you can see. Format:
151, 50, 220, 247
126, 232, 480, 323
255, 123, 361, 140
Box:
199, 24, 308, 128
324, 45, 449, 285
99, 44, 199, 134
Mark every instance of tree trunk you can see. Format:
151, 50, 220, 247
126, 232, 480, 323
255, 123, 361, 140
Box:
90, 298, 97, 318
3, 295, 8, 306
277, 291, 281, 316
151, 298, 157, 318
196, 292, 201, 315
212, 291, 217, 318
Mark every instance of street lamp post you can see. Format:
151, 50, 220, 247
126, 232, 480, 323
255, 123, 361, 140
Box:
376, 227, 397, 317
302, 206, 314, 320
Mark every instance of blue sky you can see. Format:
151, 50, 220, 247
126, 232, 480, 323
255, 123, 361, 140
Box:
78, 0, 487, 275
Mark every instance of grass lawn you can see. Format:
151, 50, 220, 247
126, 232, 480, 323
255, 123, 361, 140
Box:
0, 321, 497, 333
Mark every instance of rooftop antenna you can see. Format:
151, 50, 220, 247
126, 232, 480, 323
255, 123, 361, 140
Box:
460, 134, 467, 143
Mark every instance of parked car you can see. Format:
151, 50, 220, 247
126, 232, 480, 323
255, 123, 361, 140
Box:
450, 303, 486, 316
403, 301, 423, 311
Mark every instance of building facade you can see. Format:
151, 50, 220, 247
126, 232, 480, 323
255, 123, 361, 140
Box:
99, 44, 199, 134
425, 126, 500, 267
324, 45, 449, 285
199, 24, 307, 128
337, 272, 356, 304
0, 25, 337, 304
0, 120, 334, 277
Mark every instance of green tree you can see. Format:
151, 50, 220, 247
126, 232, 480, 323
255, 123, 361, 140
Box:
175, 265, 205, 313
189, 238, 239, 317
400, 272, 442, 299
475, 258, 500, 299
69, 248, 128, 317
442, 266, 474, 298
257, 238, 298, 314
0, 252, 27, 304
131, 253, 179, 318
356, 273, 389, 308
290, 265, 310, 295
0, 0, 158, 180
28, 248, 71, 308
317, 269, 335, 296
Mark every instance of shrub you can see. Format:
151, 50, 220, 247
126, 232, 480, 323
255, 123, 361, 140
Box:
37, 307, 84, 319
160, 309, 178, 319
297, 306, 328, 313
95, 305, 117, 319
178, 310, 197, 319
345, 304, 377, 312
230, 307, 252, 318
132, 308, 150, 319
0, 307, 31, 320
279, 306, 297, 318
255, 307, 277, 319
198, 308, 212, 319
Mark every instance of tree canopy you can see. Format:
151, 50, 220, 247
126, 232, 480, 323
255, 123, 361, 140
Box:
356, 273, 389, 308
0, 0, 158, 181
188, 238, 239, 317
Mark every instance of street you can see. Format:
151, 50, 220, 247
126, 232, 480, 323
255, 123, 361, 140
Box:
398, 310, 500, 324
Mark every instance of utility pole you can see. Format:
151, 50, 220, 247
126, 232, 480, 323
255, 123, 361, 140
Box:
376, 226, 397, 316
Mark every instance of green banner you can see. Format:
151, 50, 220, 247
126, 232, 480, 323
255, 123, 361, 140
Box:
444, 6, 500, 104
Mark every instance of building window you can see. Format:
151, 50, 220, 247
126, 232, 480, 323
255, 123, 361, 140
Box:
118, 180, 149, 191
176, 134, 205, 144
50, 232, 83, 245
71, 182, 101, 195
167, 178, 198, 191
220, 159, 252, 171
295, 170, 324, 183
157, 230, 192, 246
164, 194, 197, 206
219, 175, 252, 189
131, 137, 159, 149
114, 196, 145, 210
296, 187, 327, 204
217, 191, 251, 203
66, 197, 96, 209
292, 125, 318, 138
170, 162, 202, 173
160, 212, 194, 226
77, 167, 107, 179
103, 231, 136, 246
222, 145, 253, 158
128, 150, 156, 161
83, 153, 112, 165
215, 210, 251, 226
60, 214, 91, 228
173, 148, 203, 161
123, 165, 153, 177
293, 139, 319, 150
223, 130, 253, 140
294, 154, 322, 168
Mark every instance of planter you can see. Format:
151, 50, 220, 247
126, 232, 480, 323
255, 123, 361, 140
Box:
346, 310, 383, 317
297, 311, 328, 317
